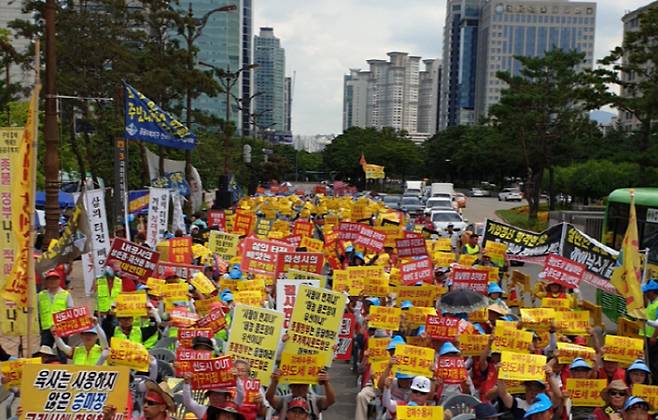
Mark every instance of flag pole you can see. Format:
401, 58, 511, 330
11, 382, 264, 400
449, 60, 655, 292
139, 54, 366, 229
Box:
641, 247, 650, 284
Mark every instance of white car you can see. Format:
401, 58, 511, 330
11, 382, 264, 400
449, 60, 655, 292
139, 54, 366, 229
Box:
470, 188, 489, 197
498, 188, 523, 201
430, 210, 467, 232
424, 197, 455, 214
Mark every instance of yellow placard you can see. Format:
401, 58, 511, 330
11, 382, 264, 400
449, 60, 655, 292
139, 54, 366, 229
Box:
459, 334, 490, 357
279, 352, 323, 384
403, 307, 437, 328
492, 325, 532, 354
162, 282, 189, 310
190, 272, 216, 295
208, 231, 240, 260
370, 359, 391, 384
220, 278, 240, 292
254, 272, 276, 288
469, 308, 488, 323
109, 337, 150, 372
434, 238, 453, 253
194, 297, 217, 316
498, 351, 546, 381
226, 305, 283, 383
520, 308, 555, 330
394, 344, 435, 377
632, 384, 658, 413
556, 342, 596, 365
459, 254, 477, 266
485, 242, 508, 260
541, 297, 572, 311
347, 266, 387, 296
567, 378, 606, 407
603, 335, 644, 365
333, 269, 362, 295
398, 406, 444, 420
234, 291, 263, 307
434, 252, 456, 268
0, 299, 39, 337
394, 285, 442, 307
369, 306, 402, 330
554, 310, 590, 335
237, 278, 266, 296
287, 269, 327, 288
284, 285, 346, 365
114, 291, 148, 317
511, 270, 531, 293
146, 277, 165, 297
0, 357, 40, 387
300, 236, 324, 253
367, 338, 390, 361
475, 265, 500, 283
20, 364, 130, 417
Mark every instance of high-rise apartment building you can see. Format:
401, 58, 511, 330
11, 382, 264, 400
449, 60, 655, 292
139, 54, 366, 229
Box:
343, 52, 439, 141
439, 0, 596, 128
619, 1, 657, 131
284, 76, 292, 132
418, 59, 442, 134
0, 2, 31, 90
254, 27, 286, 132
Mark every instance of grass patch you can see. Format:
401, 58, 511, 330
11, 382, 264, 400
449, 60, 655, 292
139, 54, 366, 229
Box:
495, 206, 549, 231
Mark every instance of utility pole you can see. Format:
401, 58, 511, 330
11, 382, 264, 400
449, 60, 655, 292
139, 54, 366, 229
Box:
43, 0, 60, 246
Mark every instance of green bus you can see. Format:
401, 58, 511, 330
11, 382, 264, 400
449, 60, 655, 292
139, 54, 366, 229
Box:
603, 188, 658, 263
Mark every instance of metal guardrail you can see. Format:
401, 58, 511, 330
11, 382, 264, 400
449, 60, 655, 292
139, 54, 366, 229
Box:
549, 210, 604, 238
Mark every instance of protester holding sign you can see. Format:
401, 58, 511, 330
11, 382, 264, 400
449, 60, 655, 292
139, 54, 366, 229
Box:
53, 320, 110, 366
38, 269, 75, 347
266, 367, 336, 419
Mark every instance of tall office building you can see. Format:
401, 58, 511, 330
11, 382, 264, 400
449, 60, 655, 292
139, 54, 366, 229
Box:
418, 59, 442, 134
343, 52, 438, 141
618, 1, 657, 131
240, 0, 253, 136
284, 76, 292, 132
439, 0, 596, 128
439, 0, 483, 130
0, 2, 31, 90
254, 27, 286, 132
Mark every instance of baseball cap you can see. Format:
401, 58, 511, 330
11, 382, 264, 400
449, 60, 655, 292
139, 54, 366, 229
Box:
44, 269, 62, 281
523, 393, 552, 418
163, 268, 178, 279
81, 326, 98, 335
288, 397, 311, 413
569, 357, 592, 371
410, 376, 431, 393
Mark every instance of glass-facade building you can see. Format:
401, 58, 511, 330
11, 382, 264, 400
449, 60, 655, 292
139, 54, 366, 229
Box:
254, 27, 286, 132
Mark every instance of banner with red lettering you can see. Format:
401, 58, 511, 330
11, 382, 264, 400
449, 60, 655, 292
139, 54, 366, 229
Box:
275, 252, 324, 281
52, 307, 94, 337
354, 225, 386, 253
336, 312, 355, 360
191, 356, 236, 390
396, 237, 428, 258
337, 222, 362, 241
241, 237, 295, 275
106, 238, 159, 282
451, 267, 489, 294
542, 253, 586, 288
425, 315, 460, 341
195, 307, 227, 333
401, 258, 434, 285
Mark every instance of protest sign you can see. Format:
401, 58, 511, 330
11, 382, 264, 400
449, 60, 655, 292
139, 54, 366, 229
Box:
207, 210, 226, 230
394, 344, 435, 377
0, 357, 40, 386
451, 267, 489, 294
276, 279, 321, 329
234, 291, 263, 307
177, 327, 213, 348
511, 270, 531, 293
114, 292, 148, 318
485, 241, 508, 261
232, 210, 255, 236
162, 282, 189, 310
436, 357, 467, 384
476, 265, 500, 282
554, 310, 590, 335
255, 218, 274, 238
106, 238, 159, 282
520, 308, 555, 330
208, 231, 240, 261
287, 269, 326, 287
434, 252, 456, 268
195, 307, 227, 333
562, 224, 618, 292
274, 252, 324, 281
190, 356, 236, 390
556, 342, 596, 365
459, 334, 490, 357
347, 266, 386, 295
170, 309, 199, 327
283, 234, 303, 248
368, 338, 390, 361
541, 297, 571, 310
394, 285, 442, 307
241, 237, 294, 275
498, 352, 546, 381
167, 237, 192, 264
227, 305, 283, 383
376, 224, 402, 248
146, 277, 165, 296
425, 315, 460, 341
336, 312, 355, 361
279, 353, 324, 384
400, 258, 434, 285
567, 379, 606, 407
237, 278, 266, 296
403, 307, 437, 328
190, 272, 216, 295
145, 187, 170, 248
109, 337, 150, 372
492, 325, 533, 354
398, 406, 444, 420
456, 255, 475, 267
354, 225, 386, 253
174, 348, 213, 376
284, 285, 346, 365
20, 364, 129, 417
293, 219, 314, 238
242, 378, 262, 409
369, 306, 402, 330
542, 254, 586, 289
482, 219, 562, 263
603, 335, 644, 365
52, 307, 94, 337
632, 384, 658, 412
300, 236, 324, 253
406, 336, 434, 349
154, 261, 202, 280
337, 221, 362, 241
396, 237, 428, 258
82, 188, 111, 282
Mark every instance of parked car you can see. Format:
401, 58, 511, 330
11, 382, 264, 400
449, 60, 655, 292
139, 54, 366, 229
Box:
498, 188, 523, 201
383, 195, 401, 210
400, 196, 424, 215
430, 210, 468, 232
454, 192, 467, 208
470, 188, 490, 197
424, 197, 454, 214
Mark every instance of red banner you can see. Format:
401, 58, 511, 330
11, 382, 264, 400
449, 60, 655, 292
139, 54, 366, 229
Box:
542, 254, 586, 288
106, 238, 160, 282
337, 222, 362, 241
425, 315, 460, 341
354, 225, 386, 253
177, 328, 213, 348
207, 210, 226, 230
168, 237, 193, 265
436, 357, 467, 384
195, 307, 227, 333
451, 267, 489, 294
283, 234, 303, 249
232, 211, 255, 236
293, 220, 314, 238
401, 258, 434, 285
396, 237, 428, 258
274, 252, 324, 280
240, 237, 295, 275
336, 312, 355, 360
52, 307, 94, 337
154, 261, 203, 280
170, 309, 199, 328
191, 356, 236, 390
175, 348, 213, 376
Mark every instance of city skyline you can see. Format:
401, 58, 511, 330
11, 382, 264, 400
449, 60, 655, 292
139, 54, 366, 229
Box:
255, 0, 652, 135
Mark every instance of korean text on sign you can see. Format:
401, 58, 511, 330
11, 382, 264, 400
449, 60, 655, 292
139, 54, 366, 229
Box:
52, 307, 94, 337
498, 351, 546, 382
393, 344, 435, 377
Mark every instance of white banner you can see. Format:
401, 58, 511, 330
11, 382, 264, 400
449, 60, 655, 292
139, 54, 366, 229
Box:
83, 189, 111, 278
171, 192, 186, 234
81, 253, 96, 297
276, 279, 320, 331
144, 147, 203, 212
146, 187, 170, 247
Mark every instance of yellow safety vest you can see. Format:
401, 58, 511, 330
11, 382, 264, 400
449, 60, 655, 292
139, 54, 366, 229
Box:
143, 331, 159, 349
113, 326, 142, 344
97, 276, 122, 313
72, 344, 104, 366
38, 290, 70, 330
465, 244, 480, 255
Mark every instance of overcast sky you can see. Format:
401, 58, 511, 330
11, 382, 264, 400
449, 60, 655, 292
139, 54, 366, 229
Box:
254, 0, 649, 136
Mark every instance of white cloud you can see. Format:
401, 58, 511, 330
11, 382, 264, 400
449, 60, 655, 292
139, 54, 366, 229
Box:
254, 0, 650, 135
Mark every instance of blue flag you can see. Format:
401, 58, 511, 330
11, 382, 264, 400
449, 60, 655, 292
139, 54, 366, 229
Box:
124, 82, 196, 150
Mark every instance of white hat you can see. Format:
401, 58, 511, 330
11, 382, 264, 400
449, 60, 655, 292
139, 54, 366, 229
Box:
410, 376, 432, 393
37, 345, 57, 356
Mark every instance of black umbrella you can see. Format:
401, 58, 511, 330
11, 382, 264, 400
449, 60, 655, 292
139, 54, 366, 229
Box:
438, 288, 488, 314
